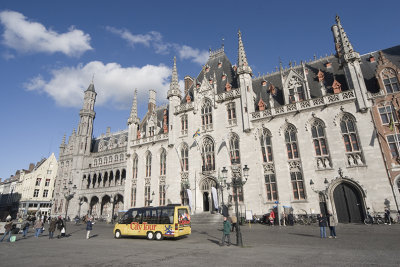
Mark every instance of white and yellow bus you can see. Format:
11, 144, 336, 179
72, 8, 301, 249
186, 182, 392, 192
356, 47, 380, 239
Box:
113, 204, 191, 240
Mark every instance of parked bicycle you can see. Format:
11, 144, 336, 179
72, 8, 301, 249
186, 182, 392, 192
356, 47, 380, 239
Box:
364, 209, 384, 225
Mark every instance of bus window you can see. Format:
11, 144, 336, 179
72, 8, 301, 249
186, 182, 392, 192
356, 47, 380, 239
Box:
178, 208, 190, 225
132, 209, 142, 223
161, 207, 174, 224
121, 210, 133, 224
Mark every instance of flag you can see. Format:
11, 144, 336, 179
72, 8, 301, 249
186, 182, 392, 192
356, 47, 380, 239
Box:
193, 129, 200, 138
389, 115, 395, 131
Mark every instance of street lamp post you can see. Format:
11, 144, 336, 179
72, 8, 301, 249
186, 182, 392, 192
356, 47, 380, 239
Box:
63, 181, 77, 220
221, 164, 249, 247
309, 177, 330, 215
218, 169, 227, 206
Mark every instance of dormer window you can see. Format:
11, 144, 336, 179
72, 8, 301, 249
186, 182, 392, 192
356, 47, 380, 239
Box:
225, 82, 232, 92
287, 76, 305, 103
186, 94, 191, 103
258, 99, 266, 111
332, 79, 342, 94
381, 68, 400, 94
218, 62, 222, 68
262, 81, 267, 86
222, 74, 226, 81
205, 65, 210, 72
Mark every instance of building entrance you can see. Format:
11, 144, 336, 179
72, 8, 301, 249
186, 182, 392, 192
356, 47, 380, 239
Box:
333, 182, 364, 223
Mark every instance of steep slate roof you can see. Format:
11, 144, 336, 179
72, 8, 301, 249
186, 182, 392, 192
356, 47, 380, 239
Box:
182, 49, 238, 104
359, 45, 400, 93
91, 130, 128, 153
252, 55, 349, 109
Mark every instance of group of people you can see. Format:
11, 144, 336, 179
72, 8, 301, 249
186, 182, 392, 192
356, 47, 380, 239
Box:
317, 212, 338, 238
0, 214, 68, 242
1, 214, 96, 242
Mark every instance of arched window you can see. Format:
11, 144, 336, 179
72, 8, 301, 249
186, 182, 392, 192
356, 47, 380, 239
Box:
159, 184, 166, 206
201, 99, 213, 127
145, 152, 152, 177
285, 125, 299, 159
291, 171, 305, 200
202, 137, 215, 171
181, 144, 189, 172
229, 134, 241, 165
311, 120, 329, 156
227, 102, 236, 125
260, 129, 273, 163
160, 149, 166, 175
381, 68, 400, 93
132, 155, 138, 179
340, 115, 360, 152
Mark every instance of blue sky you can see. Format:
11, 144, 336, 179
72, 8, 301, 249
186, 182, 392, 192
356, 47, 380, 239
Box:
0, 0, 399, 179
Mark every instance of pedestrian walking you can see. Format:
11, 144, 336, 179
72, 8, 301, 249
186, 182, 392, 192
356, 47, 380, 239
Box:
288, 212, 294, 226
22, 220, 30, 238
384, 208, 391, 225
230, 215, 237, 232
49, 218, 57, 239
220, 217, 231, 246
317, 213, 327, 238
0, 219, 13, 242
327, 212, 337, 238
86, 217, 95, 239
56, 216, 65, 238
34, 219, 43, 238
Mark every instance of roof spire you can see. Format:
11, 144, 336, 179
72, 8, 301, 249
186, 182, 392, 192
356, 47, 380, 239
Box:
61, 134, 66, 145
332, 15, 359, 62
167, 56, 182, 99
237, 30, 252, 75
128, 89, 139, 125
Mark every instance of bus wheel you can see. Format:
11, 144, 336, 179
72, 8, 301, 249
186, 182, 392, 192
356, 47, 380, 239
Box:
155, 232, 163, 241
146, 231, 154, 240
114, 230, 121, 239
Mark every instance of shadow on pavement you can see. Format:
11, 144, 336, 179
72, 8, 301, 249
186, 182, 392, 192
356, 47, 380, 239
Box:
288, 233, 318, 238
207, 238, 220, 245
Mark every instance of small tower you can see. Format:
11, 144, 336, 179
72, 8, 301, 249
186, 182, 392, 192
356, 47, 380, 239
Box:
127, 89, 140, 141
237, 30, 255, 132
167, 56, 182, 146
77, 82, 96, 155
331, 15, 369, 111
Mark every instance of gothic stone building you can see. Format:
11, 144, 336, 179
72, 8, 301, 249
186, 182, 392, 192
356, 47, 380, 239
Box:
53, 16, 399, 223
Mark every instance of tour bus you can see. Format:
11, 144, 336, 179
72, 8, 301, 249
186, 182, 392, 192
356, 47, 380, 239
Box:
113, 204, 191, 240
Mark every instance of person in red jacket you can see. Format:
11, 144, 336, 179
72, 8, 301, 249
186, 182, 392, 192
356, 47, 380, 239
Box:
269, 210, 275, 226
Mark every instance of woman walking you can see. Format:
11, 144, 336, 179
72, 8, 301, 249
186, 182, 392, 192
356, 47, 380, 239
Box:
86, 217, 94, 239
34, 219, 43, 238
49, 218, 57, 239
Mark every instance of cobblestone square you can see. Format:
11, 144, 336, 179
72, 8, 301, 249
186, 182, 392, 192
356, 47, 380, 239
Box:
0, 222, 399, 266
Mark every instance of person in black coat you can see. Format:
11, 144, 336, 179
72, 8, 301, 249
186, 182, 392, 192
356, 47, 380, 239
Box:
56, 216, 65, 238
317, 213, 327, 238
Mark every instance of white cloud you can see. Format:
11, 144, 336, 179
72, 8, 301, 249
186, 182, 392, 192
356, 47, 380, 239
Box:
0, 10, 92, 57
177, 45, 209, 65
106, 27, 208, 64
24, 61, 172, 109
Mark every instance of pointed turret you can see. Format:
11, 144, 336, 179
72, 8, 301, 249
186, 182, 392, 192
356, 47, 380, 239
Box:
85, 82, 96, 92
167, 56, 182, 99
128, 89, 140, 125
237, 30, 252, 75
331, 15, 369, 111
236, 30, 255, 132
332, 15, 360, 63
167, 57, 181, 146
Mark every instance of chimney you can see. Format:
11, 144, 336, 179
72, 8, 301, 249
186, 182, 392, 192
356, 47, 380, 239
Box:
29, 163, 35, 171
148, 90, 156, 113
184, 76, 193, 95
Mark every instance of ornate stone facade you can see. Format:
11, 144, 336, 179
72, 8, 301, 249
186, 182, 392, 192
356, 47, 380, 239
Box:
52, 16, 399, 223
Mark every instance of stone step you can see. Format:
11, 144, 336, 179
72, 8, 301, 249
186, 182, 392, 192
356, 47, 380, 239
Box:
191, 212, 224, 225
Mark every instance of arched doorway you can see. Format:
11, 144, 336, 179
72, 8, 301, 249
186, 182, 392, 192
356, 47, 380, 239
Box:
333, 182, 364, 223
200, 178, 217, 213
